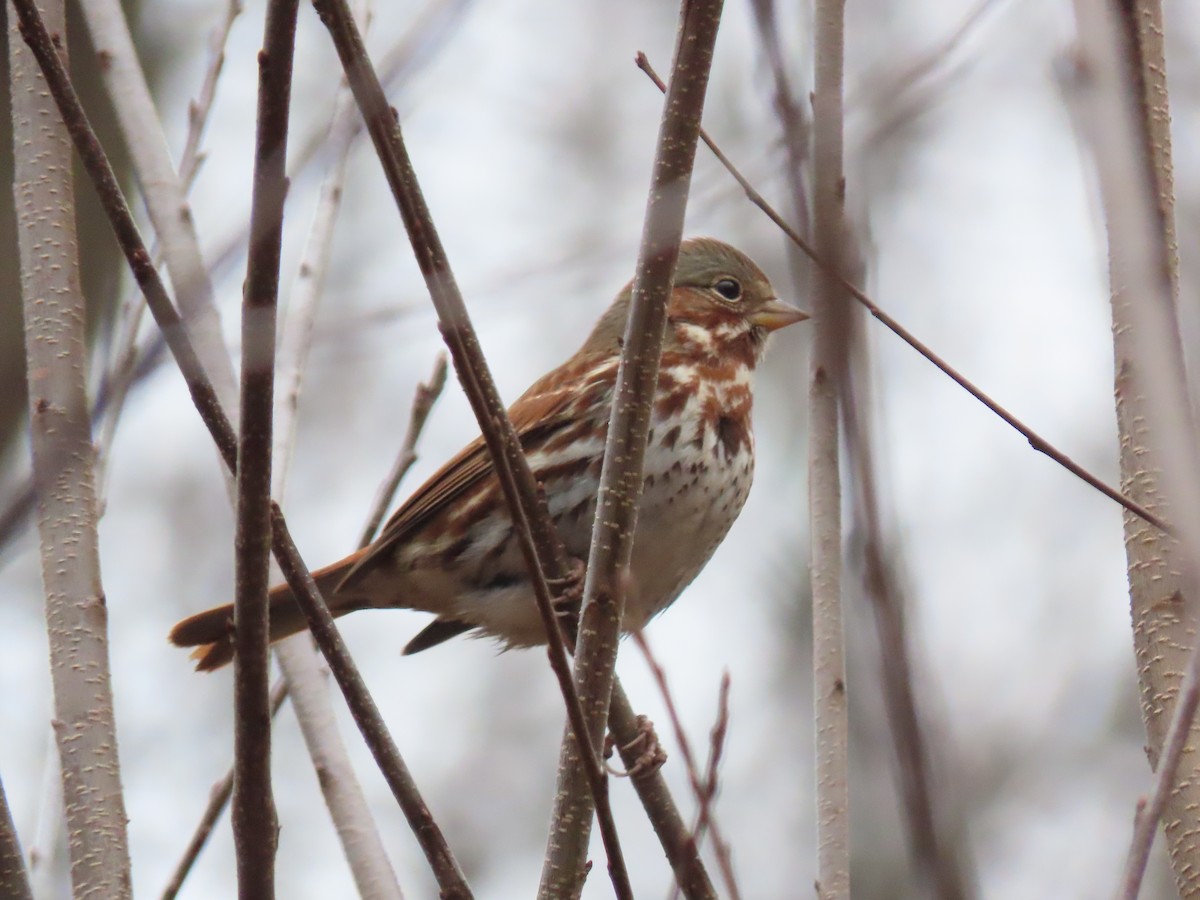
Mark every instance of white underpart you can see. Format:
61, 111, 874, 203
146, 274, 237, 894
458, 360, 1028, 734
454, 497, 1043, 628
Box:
627, 362, 755, 629
450, 359, 756, 646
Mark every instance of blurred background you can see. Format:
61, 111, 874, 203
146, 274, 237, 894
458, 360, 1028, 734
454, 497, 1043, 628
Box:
2, 0, 1198, 896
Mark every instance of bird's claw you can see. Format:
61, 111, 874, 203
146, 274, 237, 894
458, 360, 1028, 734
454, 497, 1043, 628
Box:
604, 715, 666, 778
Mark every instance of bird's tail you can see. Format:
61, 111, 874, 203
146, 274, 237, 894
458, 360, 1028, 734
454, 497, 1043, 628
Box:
169, 551, 367, 672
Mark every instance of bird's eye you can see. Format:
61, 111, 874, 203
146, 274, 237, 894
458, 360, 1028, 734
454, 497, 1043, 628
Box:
713, 278, 742, 302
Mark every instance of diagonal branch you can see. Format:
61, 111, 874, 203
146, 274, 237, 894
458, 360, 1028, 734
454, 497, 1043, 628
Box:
636, 54, 1172, 538
307, 1, 642, 895
162, 356, 444, 900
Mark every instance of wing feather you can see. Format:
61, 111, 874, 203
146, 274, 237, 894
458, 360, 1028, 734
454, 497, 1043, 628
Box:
339, 361, 606, 589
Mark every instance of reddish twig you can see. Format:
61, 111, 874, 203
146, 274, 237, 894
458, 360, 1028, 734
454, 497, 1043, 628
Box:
636, 54, 1172, 538
635, 635, 742, 900
161, 683, 288, 900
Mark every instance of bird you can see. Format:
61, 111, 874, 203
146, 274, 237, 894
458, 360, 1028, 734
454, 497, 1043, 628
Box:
170, 237, 807, 671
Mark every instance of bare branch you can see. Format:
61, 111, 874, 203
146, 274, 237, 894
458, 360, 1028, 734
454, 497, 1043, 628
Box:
160, 683, 288, 900
634, 635, 741, 900
540, 2, 726, 895
77, 0, 239, 421
636, 53, 1173, 538
1067, 3, 1200, 897
811, 0, 850, 895
229, 0, 302, 890
10, 2, 132, 894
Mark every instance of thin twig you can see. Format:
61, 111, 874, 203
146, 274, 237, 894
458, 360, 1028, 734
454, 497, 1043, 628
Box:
231, 0, 300, 890
162, 354, 444, 900
77, 0, 239, 421
160, 683, 288, 900
359, 356, 449, 547
10, 4, 470, 894
636, 54, 1173, 538
634, 635, 742, 900
844, 338, 975, 897
811, 0, 850, 896
179, 0, 245, 185
307, 1, 637, 896
541, 2, 725, 895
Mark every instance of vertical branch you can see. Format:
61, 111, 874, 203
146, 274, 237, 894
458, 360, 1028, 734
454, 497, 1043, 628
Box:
9, 2, 133, 896
77, 0, 239, 420
539, 2, 725, 896
1069, 2, 1200, 897
843, 356, 975, 898
0, 775, 32, 900
810, 1, 850, 898
231, 0, 300, 891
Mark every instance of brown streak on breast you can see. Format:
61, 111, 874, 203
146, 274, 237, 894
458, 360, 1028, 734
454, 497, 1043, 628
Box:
716, 413, 750, 460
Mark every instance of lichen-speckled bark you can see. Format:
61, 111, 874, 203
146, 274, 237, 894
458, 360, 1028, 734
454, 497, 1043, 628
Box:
10, 2, 132, 896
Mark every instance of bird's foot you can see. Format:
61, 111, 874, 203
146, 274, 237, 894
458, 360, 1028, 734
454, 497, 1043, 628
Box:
604, 715, 667, 778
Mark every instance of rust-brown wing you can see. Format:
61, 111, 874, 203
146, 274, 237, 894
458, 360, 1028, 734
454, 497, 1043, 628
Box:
337, 371, 592, 591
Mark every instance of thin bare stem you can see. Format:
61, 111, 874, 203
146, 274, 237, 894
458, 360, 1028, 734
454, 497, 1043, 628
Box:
10, 2, 133, 895
179, 0, 245, 185
811, 0, 850, 896
77, 0, 239, 421
359, 356, 448, 547
160, 683, 288, 900
0, 774, 32, 900
10, 4, 469, 893
636, 54, 1172, 538
843, 345, 975, 897
541, 2, 725, 895
231, 0, 300, 891
634, 635, 741, 900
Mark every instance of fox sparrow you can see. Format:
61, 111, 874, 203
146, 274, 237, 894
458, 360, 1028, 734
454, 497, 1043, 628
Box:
170, 237, 807, 670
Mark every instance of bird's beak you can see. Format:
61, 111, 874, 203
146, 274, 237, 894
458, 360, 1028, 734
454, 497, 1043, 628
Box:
749, 298, 810, 332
